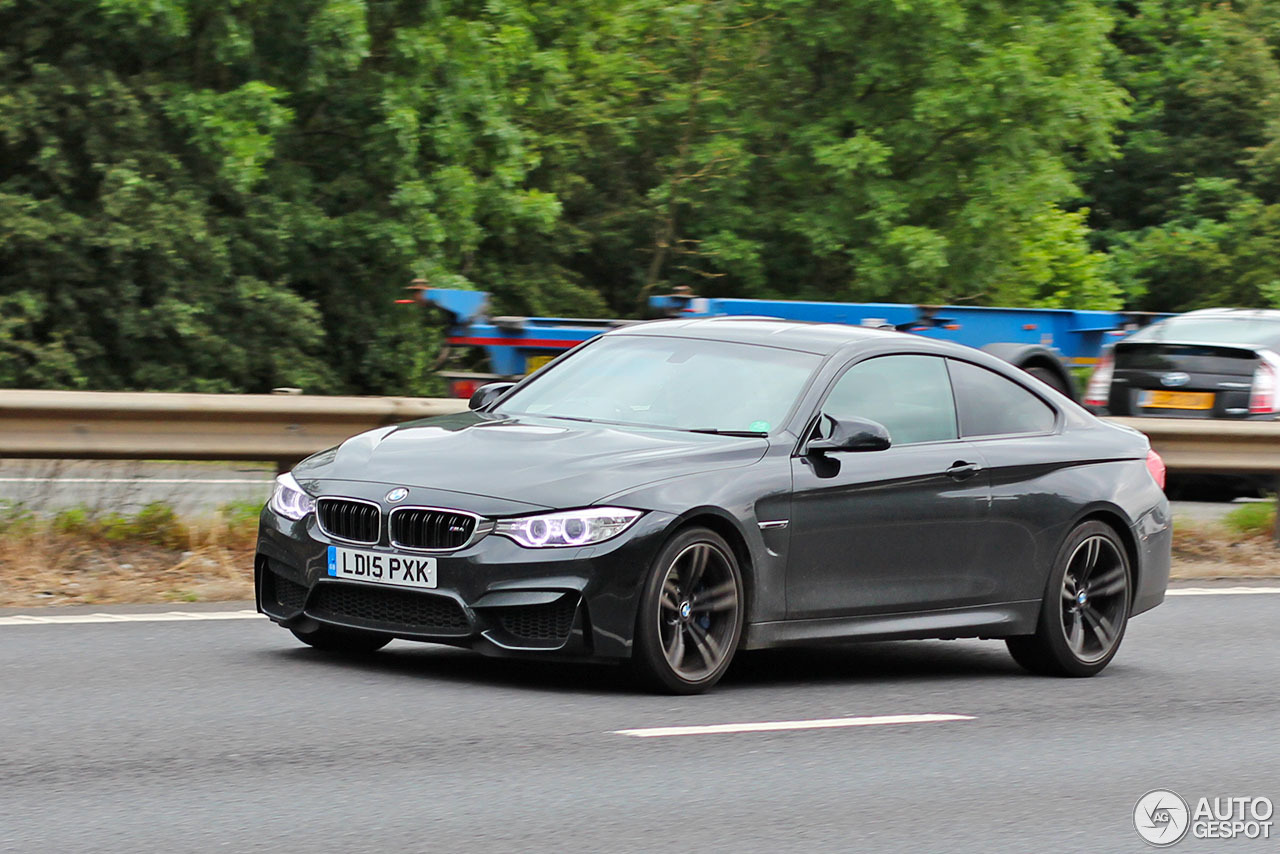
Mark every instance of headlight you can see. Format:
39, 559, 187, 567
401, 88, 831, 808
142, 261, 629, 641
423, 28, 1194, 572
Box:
268, 472, 315, 521
494, 507, 643, 548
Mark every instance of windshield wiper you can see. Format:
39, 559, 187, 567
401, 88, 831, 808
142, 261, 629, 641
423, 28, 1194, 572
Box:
686, 428, 768, 437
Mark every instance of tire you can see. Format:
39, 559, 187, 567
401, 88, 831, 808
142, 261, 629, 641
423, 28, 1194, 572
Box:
1025, 365, 1073, 398
1006, 521, 1131, 677
290, 624, 391, 654
1165, 473, 1258, 502
631, 526, 745, 694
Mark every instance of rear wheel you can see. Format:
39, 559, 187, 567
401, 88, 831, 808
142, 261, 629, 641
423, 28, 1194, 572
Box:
1007, 521, 1131, 677
1024, 365, 1073, 398
290, 625, 390, 654
632, 527, 744, 694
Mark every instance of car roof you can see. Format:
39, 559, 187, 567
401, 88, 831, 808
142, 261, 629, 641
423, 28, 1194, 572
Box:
1179, 307, 1280, 320
1129, 308, 1280, 348
608, 315, 918, 355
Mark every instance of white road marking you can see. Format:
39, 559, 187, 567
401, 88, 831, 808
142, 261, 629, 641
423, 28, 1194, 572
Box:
1167, 587, 1280, 596
0, 610, 260, 626
613, 713, 974, 738
0, 477, 269, 485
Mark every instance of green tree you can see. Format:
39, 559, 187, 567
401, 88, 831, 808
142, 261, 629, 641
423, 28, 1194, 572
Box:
0, 0, 582, 393
544, 0, 1128, 311
1, 0, 1141, 396
1090, 0, 1280, 310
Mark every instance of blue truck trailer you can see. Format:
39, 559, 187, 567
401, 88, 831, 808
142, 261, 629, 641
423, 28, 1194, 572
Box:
410, 285, 1158, 400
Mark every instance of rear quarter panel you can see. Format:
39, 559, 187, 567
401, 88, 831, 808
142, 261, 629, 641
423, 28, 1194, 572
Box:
971, 421, 1170, 609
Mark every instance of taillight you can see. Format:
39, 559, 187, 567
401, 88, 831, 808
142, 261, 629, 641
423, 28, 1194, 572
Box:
1145, 449, 1166, 490
450, 379, 480, 399
1248, 352, 1280, 414
1084, 351, 1114, 407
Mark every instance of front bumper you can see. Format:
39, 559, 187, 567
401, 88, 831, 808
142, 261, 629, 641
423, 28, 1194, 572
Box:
254, 504, 676, 660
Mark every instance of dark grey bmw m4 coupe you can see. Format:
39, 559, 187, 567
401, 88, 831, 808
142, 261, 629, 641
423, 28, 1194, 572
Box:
256, 317, 1172, 693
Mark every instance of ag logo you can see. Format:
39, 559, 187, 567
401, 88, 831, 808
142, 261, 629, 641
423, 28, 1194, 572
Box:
385, 488, 409, 503
1135, 789, 1190, 847
1161, 372, 1191, 387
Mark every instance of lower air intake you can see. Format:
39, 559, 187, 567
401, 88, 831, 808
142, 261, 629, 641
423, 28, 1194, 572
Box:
496, 597, 578, 644
261, 564, 308, 618
307, 583, 470, 635
273, 573, 308, 614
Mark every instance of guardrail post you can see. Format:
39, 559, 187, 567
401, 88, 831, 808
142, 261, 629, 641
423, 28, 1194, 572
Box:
1274, 475, 1280, 549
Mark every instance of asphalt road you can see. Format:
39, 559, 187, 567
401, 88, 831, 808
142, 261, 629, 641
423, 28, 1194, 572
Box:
0, 459, 275, 516
2, 590, 1278, 852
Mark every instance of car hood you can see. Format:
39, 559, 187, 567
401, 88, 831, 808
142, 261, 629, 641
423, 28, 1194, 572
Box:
293, 411, 768, 510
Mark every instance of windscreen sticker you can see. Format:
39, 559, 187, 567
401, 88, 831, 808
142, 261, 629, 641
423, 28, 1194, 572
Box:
749, 420, 771, 432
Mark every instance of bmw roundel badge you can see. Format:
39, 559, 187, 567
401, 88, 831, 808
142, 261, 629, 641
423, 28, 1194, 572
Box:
385, 487, 409, 503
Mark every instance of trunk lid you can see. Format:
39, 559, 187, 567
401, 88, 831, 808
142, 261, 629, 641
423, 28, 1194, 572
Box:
1108, 341, 1262, 418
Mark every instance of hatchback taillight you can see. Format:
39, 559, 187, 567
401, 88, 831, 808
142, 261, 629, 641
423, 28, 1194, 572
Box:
1084, 351, 1114, 408
1145, 449, 1166, 490
450, 379, 480, 400
1248, 352, 1280, 414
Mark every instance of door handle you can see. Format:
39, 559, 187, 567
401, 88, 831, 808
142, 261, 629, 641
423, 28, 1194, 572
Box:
946, 461, 982, 481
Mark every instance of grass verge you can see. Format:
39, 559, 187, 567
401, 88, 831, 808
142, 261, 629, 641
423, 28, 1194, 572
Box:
0, 502, 1276, 608
0, 501, 257, 608
1170, 500, 1276, 580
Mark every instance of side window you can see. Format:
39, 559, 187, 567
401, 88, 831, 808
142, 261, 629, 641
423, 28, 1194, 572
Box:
949, 359, 1057, 437
823, 355, 957, 445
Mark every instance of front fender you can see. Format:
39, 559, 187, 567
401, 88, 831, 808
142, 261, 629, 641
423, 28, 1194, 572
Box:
598, 446, 793, 623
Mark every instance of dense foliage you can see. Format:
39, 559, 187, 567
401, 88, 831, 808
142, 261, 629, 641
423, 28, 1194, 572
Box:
0, 0, 1277, 393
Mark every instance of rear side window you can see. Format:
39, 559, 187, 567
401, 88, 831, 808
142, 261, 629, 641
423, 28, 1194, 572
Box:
823, 355, 957, 445
948, 360, 1056, 437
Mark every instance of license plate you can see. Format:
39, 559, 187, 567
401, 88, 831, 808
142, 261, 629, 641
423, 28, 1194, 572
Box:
1139, 390, 1215, 410
525, 354, 555, 374
326, 546, 437, 589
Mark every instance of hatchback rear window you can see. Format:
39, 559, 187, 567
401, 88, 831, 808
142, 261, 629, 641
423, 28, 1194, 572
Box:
1127, 316, 1280, 348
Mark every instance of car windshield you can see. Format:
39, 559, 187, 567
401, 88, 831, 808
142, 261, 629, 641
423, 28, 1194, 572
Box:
494, 335, 822, 434
1128, 316, 1280, 347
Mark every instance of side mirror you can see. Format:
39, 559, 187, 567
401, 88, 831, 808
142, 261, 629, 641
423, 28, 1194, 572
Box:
806, 415, 892, 454
469, 381, 516, 411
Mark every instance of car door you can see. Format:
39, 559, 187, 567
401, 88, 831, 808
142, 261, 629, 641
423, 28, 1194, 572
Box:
787, 353, 993, 619
945, 358, 1071, 604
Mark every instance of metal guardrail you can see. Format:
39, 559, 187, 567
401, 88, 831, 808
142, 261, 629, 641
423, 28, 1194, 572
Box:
1107, 417, 1280, 475
0, 390, 469, 470
0, 390, 1277, 476
1108, 416, 1280, 545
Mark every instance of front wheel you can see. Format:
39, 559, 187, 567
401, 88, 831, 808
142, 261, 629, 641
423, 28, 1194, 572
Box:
1007, 521, 1131, 677
290, 624, 391, 654
632, 527, 744, 694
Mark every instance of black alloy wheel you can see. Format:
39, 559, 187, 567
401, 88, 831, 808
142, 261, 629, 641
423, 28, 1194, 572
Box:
633, 527, 744, 694
1007, 520, 1131, 677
